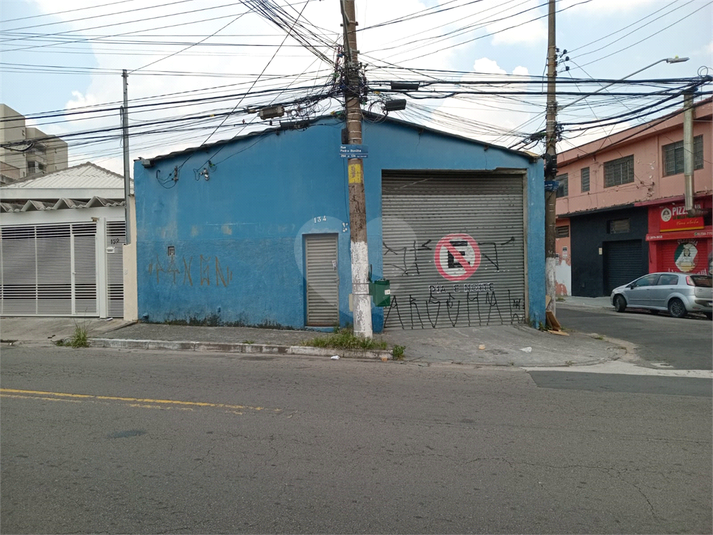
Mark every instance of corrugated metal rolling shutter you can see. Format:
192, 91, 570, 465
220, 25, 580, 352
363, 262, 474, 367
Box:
382, 171, 526, 329
657, 239, 710, 275
305, 234, 339, 326
603, 240, 643, 294
106, 221, 125, 318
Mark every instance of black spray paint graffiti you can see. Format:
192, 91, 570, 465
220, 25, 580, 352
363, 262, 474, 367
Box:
383, 237, 515, 276
383, 236, 523, 328
385, 287, 524, 329
148, 254, 233, 287
383, 239, 432, 276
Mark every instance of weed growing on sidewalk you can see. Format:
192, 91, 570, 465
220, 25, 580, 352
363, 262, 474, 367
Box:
302, 327, 387, 351
392, 345, 406, 360
69, 322, 89, 348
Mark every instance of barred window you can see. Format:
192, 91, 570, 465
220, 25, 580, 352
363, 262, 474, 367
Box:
556, 225, 570, 238
608, 218, 630, 234
663, 135, 703, 176
556, 173, 568, 198
604, 155, 634, 187
581, 167, 590, 192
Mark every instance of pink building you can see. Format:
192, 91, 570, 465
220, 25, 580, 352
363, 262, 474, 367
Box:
555, 97, 712, 297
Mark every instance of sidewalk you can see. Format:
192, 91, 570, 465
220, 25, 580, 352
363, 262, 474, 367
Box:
557, 295, 612, 309
1, 297, 628, 367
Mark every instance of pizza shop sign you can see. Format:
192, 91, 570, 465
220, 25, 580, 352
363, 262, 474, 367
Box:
659, 204, 704, 232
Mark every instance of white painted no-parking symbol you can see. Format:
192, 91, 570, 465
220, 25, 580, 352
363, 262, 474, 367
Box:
434, 233, 481, 281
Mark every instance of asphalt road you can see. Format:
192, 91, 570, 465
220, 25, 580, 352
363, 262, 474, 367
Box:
2, 345, 711, 534
557, 305, 713, 370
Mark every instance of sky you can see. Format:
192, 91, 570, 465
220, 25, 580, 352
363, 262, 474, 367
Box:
1, 0, 711, 175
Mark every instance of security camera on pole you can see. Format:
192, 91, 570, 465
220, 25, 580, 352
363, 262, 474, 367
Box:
340, 0, 373, 339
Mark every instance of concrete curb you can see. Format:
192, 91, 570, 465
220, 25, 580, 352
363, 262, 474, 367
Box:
89, 338, 393, 360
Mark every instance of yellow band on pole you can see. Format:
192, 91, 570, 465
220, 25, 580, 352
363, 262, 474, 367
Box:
348, 161, 363, 184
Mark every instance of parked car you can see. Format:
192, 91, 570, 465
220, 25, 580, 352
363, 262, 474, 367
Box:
611, 272, 712, 319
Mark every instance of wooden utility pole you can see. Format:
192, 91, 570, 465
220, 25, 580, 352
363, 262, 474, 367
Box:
544, 0, 557, 317
340, 0, 372, 338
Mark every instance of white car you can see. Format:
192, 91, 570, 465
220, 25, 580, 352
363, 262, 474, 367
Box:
610, 272, 712, 319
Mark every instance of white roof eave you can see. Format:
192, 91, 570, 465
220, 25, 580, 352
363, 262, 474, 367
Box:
0, 187, 124, 201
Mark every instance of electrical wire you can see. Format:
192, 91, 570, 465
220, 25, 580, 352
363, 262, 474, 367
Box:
180, 0, 318, 172
129, 11, 248, 73
576, 1, 712, 70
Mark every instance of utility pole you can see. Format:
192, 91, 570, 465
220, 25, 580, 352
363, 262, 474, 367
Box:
544, 0, 557, 319
340, 0, 372, 339
683, 89, 695, 214
122, 69, 131, 244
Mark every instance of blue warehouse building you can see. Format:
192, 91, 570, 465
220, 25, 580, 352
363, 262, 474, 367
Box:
134, 115, 545, 332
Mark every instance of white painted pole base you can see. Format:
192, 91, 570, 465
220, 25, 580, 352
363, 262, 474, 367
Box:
350, 240, 373, 338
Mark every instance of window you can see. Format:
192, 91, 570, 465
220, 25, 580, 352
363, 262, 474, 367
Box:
690, 275, 712, 288
633, 274, 659, 288
607, 218, 630, 234
663, 135, 704, 176
555, 225, 570, 238
604, 155, 634, 187
581, 167, 590, 192
658, 274, 679, 286
556, 173, 568, 198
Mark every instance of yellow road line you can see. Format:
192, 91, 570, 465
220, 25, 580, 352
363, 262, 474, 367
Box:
0, 388, 280, 414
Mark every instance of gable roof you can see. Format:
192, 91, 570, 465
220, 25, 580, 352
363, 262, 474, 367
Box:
2, 162, 124, 190
138, 114, 537, 167
0, 162, 129, 201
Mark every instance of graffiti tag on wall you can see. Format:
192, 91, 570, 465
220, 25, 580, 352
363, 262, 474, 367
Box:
383, 234, 524, 329
384, 236, 515, 278
148, 254, 233, 287
384, 287, 524, 329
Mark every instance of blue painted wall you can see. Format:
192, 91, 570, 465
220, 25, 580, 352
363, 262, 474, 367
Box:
134, 117, 545, 330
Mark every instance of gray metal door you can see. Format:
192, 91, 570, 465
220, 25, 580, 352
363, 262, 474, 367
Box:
73, 223, 97, 316
106, 221, 125, 318
382, 171, 526, 329
305, 234, 339, 326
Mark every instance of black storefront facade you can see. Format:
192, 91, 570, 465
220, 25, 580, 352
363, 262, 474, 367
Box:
568, 205, 650, 297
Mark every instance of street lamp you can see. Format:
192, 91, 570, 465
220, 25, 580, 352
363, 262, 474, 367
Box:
560, 56, 689, 111
544, 55, 689, 320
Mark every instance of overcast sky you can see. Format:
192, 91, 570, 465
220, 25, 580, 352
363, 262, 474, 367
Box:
1, 0, 711, 174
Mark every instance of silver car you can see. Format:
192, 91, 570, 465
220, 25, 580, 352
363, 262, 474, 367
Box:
611, 272, 712, 319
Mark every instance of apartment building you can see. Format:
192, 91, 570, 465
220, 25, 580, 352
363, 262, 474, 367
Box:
0, 104, 68, 185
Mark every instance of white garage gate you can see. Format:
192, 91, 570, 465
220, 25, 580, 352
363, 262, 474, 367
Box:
0, 219, 125, 317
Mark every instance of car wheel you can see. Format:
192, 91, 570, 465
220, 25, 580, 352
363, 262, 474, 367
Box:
613, 295, 626, 312
668, 298, 687, 318
705, 312, 712, 321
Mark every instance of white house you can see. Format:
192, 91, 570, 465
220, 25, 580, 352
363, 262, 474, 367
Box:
0, 162, 135, 318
